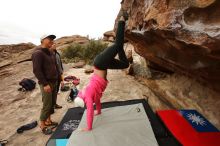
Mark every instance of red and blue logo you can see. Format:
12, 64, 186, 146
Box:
180, 110, 219, 132
157, 110, 220, 146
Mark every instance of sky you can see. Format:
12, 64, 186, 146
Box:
0, 0, 121, 45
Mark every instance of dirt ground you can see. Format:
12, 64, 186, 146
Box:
0, 61, 219, 146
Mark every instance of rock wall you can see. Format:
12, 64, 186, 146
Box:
55, 35, 89, 50
122, 43, 220, 129
0, 43, 36, 68
103, 31, 115, 42
117, 0, 220, 91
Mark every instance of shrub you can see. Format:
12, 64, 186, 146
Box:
61, 39, 108, 64
61, 43, 84, 60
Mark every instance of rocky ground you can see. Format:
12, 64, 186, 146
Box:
0, 61, 153, 146
0, 55, 219, 146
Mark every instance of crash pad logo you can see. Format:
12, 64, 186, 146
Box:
180, 110, 219, 132
187, 113, 206, 126
62, 120, 80, 131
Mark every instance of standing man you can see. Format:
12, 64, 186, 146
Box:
32, 34, 58, 135
51, 44, 63, 109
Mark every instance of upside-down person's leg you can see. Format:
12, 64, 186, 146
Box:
93, 44, 118, 70
93, 20, 127, 70
115, 18, 128, 64
108, 58, 129, 69
118, 49, 129, 67
108, 19, 129, 69
115, 21, 125, 51
100, 20, 126, 58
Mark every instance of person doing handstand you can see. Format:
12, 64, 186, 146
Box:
74, 12, 129, 131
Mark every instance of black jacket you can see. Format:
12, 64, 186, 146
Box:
32, 47, 58, 85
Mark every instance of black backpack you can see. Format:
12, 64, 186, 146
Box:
19, 78, 36, 91
67, 87, 79, 102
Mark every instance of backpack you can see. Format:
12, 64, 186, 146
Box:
67, 87, 79, 103
19, 78, 36, 91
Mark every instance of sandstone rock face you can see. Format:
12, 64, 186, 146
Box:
0, 43, 35, 60
103, 30, 115, 42
0, 43, 36, 68
122, 43, 220, 129
124, 43, 149, 77
118, 0, 220, 91
55, 35, 89, 50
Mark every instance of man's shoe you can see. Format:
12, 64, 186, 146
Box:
54, 104, 62, 109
